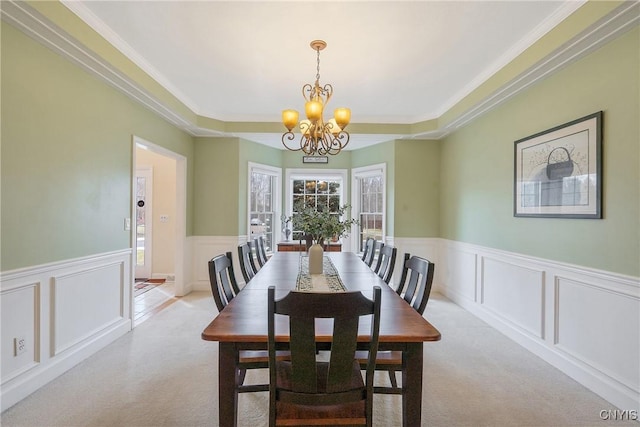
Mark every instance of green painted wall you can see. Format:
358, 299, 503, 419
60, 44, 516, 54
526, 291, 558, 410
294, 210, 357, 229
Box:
192, 137, 240, 235
281, 150, 352, 169
1, 24, 194, 271
394, 140, 440, 237
5, 3, 636, 279
238, 139, 283, 235
351, 141, 396, 236
440, 27, 639, 276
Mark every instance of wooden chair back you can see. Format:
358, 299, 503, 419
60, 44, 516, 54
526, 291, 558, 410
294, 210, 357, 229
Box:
254, 236, 268, 267
374, 245, 397, 284
361, 237, 373, 262
356, 253, 435, 395
362, 238, 377, 267
395, 253, 411, 295
397, 255, 435, 315
208, 252, 240, 312
267, 286, 381, 427
237, 242, 258, 283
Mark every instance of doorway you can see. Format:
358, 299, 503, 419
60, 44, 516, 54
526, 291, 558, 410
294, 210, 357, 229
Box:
131, 136, 187, 326
135, 166, 153, 280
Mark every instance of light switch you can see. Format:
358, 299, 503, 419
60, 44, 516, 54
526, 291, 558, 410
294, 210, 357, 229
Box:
124, 218, 131, 231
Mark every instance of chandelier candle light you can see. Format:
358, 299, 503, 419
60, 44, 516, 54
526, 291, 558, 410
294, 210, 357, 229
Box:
281, 40, 351, 156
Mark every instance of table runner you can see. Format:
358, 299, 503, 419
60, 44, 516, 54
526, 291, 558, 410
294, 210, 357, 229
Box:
296, 255, 346, 292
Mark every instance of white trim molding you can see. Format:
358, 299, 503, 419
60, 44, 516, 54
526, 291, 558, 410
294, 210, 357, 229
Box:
0, 250, 133, 411
438, 239, 640, 414
189, 235, 250, 291
2, 1, 638, 143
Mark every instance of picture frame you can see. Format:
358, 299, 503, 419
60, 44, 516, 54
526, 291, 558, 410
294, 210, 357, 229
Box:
302, 156, 328, 164
514, 111, 602, 218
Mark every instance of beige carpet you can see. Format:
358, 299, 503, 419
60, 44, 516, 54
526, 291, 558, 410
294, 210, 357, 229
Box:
0, 292, 634, 427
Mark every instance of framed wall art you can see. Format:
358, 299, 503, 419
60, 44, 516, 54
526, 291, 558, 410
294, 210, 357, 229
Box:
514, 111, 602, 218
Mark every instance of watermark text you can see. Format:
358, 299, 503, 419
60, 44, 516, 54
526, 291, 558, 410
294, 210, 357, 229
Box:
599, 409, 638, 421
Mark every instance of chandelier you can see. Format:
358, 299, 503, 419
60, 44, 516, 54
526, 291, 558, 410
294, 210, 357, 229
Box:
281, 40, 351, 156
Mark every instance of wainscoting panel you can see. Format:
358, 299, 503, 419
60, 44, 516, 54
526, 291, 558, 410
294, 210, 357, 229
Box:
0, 250, 132, 411
481, 256, 545, 339
0, 283, 39, 383
442, 245, 477, 302
391, 238, 439, 289
190, 236, 248, 291
555, 275, 640, 394
438, 239, 640, 414
52, 262, 124, 356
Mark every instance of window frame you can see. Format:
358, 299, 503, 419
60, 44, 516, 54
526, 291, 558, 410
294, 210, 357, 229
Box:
351, 163, 386, 253
285, 168, 350, 251
248, 162, 282, 254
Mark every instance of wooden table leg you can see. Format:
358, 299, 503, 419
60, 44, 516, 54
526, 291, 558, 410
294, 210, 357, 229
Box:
219, 342, 238, 427
403, 343, 423, 427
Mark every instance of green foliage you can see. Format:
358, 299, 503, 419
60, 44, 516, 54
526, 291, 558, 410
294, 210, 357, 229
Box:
288, 202, 358, 244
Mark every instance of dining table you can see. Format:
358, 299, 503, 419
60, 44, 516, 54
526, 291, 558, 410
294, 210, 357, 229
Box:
201, 251, 441, 427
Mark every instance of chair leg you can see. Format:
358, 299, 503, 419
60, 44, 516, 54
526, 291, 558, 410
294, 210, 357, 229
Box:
237, 367, 247, 387
236, 367, 269, 393
388, 369, 398, 389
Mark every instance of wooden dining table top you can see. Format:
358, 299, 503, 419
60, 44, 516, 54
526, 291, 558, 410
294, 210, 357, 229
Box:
201, 251, 441, 344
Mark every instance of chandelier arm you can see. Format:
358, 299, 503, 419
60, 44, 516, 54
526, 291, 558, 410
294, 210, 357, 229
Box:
301, 136, 317, 155
313, 128, 331, 156
322, 84, 333, 105
281, 132, 302, 152
327, 131, 350, 156
302, 83, 313, 102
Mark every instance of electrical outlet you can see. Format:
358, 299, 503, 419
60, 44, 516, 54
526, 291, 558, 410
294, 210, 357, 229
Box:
14, 337, 26, 356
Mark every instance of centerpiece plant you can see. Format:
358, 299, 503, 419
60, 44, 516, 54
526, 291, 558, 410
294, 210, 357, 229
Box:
288, 202, 358, 246
287, 202, 358, 274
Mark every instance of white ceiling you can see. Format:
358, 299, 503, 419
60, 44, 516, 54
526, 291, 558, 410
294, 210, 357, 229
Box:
62, 0, 583, 149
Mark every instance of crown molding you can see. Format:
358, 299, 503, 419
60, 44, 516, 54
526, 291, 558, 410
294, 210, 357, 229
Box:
442, 1, 639, 133
2, 1, 638, 145
435, 0, 587, 121
0, 0, 198, 135
59, 0, 203, 117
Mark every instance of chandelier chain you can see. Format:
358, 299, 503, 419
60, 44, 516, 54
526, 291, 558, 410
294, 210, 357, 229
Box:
315, 47, 321, 85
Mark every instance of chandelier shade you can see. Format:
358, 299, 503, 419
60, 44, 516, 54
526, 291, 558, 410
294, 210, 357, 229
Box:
281, 40, 351, 156
282, 109, 299, 131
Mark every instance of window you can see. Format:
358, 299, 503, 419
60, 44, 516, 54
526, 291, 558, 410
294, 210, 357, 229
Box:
352, 164, 386, 253
285, 169, 348, 246
248, 163, 281, 253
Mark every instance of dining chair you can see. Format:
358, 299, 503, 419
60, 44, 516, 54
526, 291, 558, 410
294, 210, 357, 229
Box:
357, 254, 435, 394
208, 252, 279, 393
369, 240, 385, 269
362, 238, 379, 267
394, 252, 411, 295
373, 244, 397, 285
237, 242, 259, 283
254, 236, 269, 267
361, 237, 373, 262
267, 286, 382, 427
208, 252, 241, 311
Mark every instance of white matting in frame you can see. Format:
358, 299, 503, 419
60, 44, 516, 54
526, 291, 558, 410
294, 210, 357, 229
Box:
514, 111, 602, 218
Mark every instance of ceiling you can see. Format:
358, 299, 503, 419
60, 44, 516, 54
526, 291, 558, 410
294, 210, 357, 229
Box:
61, 1, 584, 150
